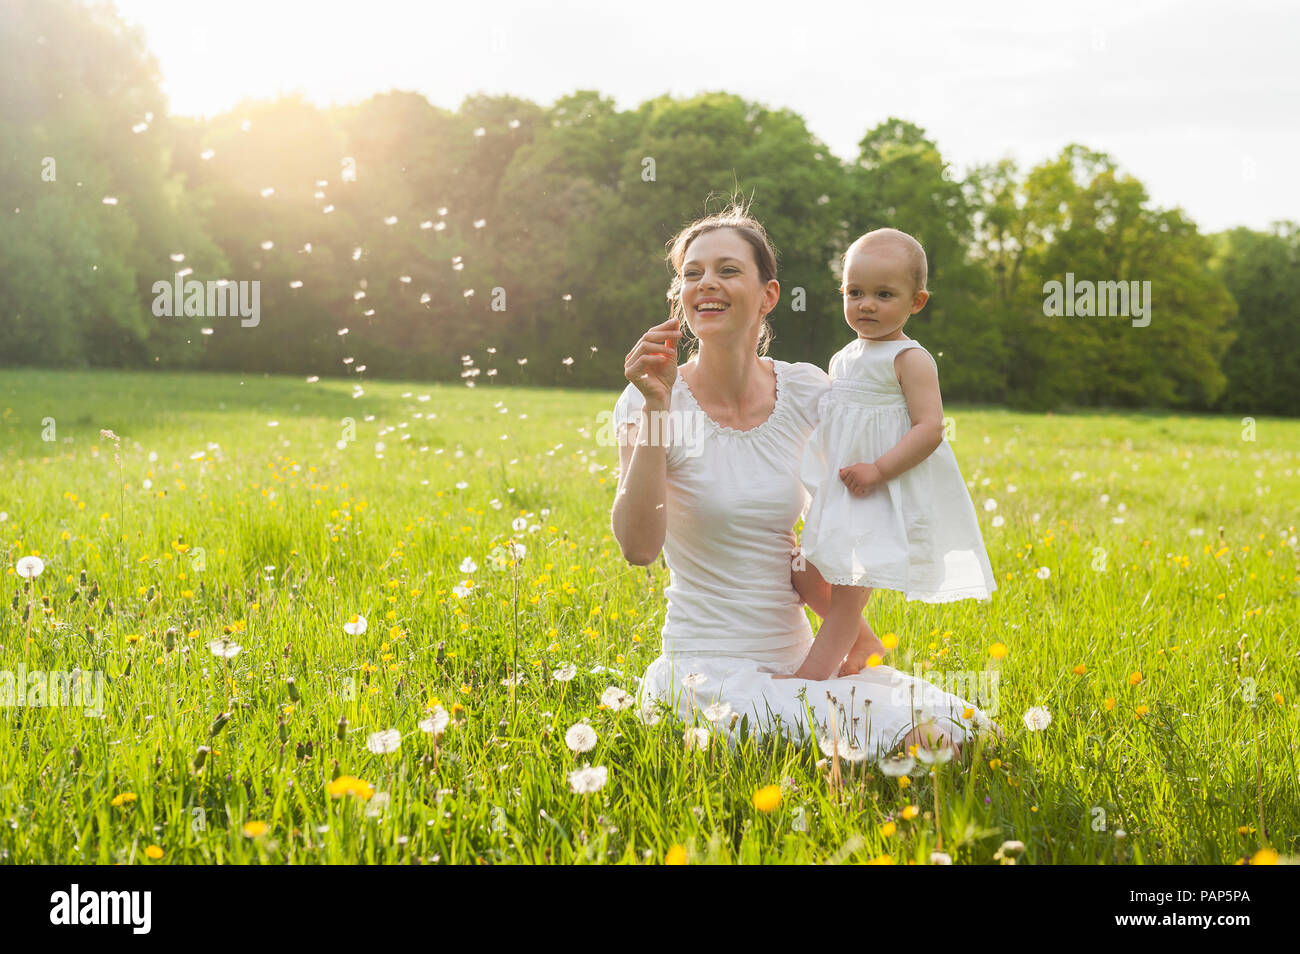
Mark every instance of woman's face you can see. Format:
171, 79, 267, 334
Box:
679, 228, 778, 350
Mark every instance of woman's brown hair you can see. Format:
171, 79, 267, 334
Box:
665, 194, 779, 362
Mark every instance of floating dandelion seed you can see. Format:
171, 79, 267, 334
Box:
420, 220, 433, 229
419, 293, 431, 304
562, 294, 573, 301
260, 240, 273, 250
383, 215, 398, 225
508, 119, 520, 129
473, 127, 486, 137
102, 196, 118, 205
366, 728, 401, 754
562, 357, 574, 365
399, 275, 412, 283
322, 204, 334, 214
132, 122, 148, 133
568, 764, 607, 795
1023, 705, 1052, 731
239, 119, 251, 132
352, 248, 363, 261
200, 149, 215, 160
16, 556, 45, 579
473, 219, 486, 229
343, 614, 367, 636
565, 723, 597, 753
260, 187, 274, 198
289, 280, 303, 289
434, 221, 446, 231
517, 358, 527, 366
338, 328, 349, 336
169, 252, 185, 262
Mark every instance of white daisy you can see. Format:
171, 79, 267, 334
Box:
366, 728, 401, 754
565, 723, 597, 753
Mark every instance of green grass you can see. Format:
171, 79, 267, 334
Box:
0, 367, 1296, 864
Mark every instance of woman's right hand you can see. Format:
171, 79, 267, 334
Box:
624, 316, 680, 408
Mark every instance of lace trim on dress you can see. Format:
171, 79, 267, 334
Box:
813, 571, 994, 603
677, 356, 786, 438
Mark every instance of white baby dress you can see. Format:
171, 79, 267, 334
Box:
611, 356, 1000, 758
799, 337, 996, 601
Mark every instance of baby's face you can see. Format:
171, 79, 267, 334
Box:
841, 246, 928, 340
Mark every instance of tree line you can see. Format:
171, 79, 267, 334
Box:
2, 0, 1296, 414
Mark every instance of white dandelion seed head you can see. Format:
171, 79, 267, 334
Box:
459, 557, 477, 574
568, 764, 607, 795
418, 706, 450, 736
343, 613, 368, 636
682, 672, 708, 689
207, 638, 241, 659
565, 723, 597, 753
702, 701, 733, 723
15, 556, 45, 579
366, 728, 401, 754
878, 754, 915, 777
601, 686, 633, 711
1036, 566, 1051, 580
1023, 705, 1052, 731
553, 663, 577, 682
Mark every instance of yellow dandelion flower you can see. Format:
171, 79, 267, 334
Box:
1128, 671, 1142, 686
1104, 697, 1116, 712
125, 634, 140, 643
243, 820, 269, 838
111, 792, 137, 807
1237, 825, 1256, 836
665, 844, 687, 865
1274, 693, 1284, 705
144, 845, 163, 860
752, 785, 782, 813
898, 776, 911, 789
866, 854, 894, 865
901, 805, 919, 821
1073, 664, 1087, 675
988, 642, 1008, 660
881, 633, 899, 650
962, 707, 974, 719
989, 759, 1002, 769
1135, 705, 1148, 718
866, 653, 882, 668
879, 821, 897, 837
1251, 848, 1278, 865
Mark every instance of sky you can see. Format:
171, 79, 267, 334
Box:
111, 0, 1300, 234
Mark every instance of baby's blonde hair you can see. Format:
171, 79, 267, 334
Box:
839, 228, 928, 296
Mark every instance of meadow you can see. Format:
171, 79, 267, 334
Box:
0, 367, 1296, 865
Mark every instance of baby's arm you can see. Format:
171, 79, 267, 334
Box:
839, 350, 945, 496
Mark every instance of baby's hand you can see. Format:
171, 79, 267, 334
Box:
839, 462, 884, 497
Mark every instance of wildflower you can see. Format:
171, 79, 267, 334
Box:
900, 805, 919, 821
15, 556, 44, 579
343, 614, 368, 636
459, 557, 477, 574
1023, 706, 1052, 731
366, 729, 401, 754
601, 686, 633, 711
1251, 848, 1278, 865
565, 723, 597, 753
915, 742, 954, 765
110, 792, 138, 808
327, 775, 374, 800
988, 642, 1008, 660
865, 653, 882, 668
1035, 567, 1050, 580
145, 845, 163, 860
665, 844, 687, 865
930, 851, 953, 865
243, 820, 269, 838
681, 672, 708, 689
1104, 697, 1116, 712
683, 726, 710, 751
1128, 671, 1142, 686
880, 821, 897, 837
752, 785, 782, 813
878, 754, 915, 777
568, 764, 607, 794
552, 663, 577, 682
208, 638, 241, 659
1135, 705, 1148, 718
994, 840, 1024, 864
418, 706, 450, 737
881, 633, 898, 650
866, 854, 894, 865
818, 733, 867, 763
1073, 664, 1087, 676
702, 701, 734, 723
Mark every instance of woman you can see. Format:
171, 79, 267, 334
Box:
610, 200, 999, 759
